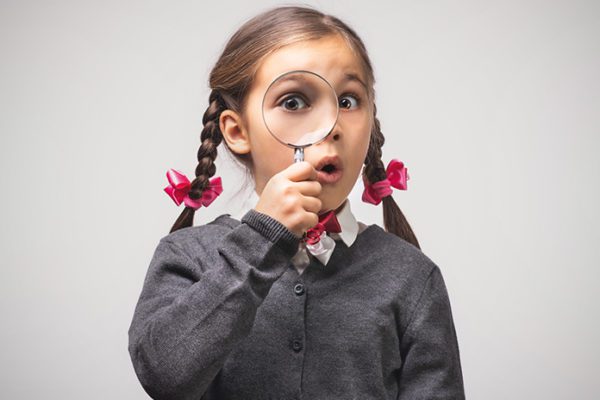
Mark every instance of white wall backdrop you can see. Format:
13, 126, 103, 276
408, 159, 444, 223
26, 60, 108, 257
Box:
1, 0, 598, 398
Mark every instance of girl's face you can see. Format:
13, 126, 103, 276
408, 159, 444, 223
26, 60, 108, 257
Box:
222, 34, 373, 214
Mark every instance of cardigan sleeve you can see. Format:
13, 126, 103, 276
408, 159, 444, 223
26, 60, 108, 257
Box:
397, 266, 466, 400
127, 209, 300, 400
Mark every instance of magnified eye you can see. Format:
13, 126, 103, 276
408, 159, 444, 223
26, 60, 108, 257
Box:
279, 94, 309, 111
339, 93, 360, 110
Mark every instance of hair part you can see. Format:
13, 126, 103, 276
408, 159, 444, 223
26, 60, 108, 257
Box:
169, 5, 420, 250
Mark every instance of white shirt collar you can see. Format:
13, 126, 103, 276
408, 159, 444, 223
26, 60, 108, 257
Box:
327, 197, 359, 247
231, 190, 360, 248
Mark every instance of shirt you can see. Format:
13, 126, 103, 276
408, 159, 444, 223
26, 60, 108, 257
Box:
128, 208, 466, 399
232, 191, 368, 274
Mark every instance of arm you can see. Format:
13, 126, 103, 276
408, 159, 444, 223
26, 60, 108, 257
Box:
128, 209, 300, 400
397, 266, 466, 400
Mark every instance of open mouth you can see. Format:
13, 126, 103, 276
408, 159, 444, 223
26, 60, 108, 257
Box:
320, 164, 337, 173
315, 156, 343, 184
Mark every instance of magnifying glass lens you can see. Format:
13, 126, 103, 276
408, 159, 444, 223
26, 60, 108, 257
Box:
262, 71, 339, 156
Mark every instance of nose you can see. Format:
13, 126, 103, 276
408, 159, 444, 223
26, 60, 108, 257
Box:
320, 120, 342, 143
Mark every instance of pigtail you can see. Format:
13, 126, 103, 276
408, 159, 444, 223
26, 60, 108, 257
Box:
363, 103, 421, 249
169, 90, 227, 233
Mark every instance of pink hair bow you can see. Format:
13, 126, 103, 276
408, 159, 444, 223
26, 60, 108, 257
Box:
362, 159, 410, 205
164, 168, 223, 210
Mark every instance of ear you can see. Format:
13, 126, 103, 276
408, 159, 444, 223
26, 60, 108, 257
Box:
219, 110, 251, 155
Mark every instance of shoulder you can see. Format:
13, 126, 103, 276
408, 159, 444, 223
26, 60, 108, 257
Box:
358, 224, 439, 282
157, 213, 239, 258
154, 210, 300, 265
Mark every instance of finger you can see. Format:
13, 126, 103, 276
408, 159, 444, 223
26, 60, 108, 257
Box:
283, 161, 317, 182
294, 180, 322, 197
301, 195, 322, 215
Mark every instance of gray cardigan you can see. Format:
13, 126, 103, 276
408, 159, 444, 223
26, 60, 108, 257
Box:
128, 209, 465, 399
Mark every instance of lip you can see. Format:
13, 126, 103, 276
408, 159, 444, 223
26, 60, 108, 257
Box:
316, 168, 343, 184
315, 155, 343, 184
315, 155, 342, 171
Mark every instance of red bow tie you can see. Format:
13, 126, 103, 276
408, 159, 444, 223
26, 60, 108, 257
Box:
303, 210, 342, 245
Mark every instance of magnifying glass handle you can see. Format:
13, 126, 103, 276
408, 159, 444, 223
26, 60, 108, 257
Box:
294, 147, 304, 163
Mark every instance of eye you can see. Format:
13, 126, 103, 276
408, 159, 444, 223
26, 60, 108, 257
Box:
339, 93, 361, 110
278, 94, 309, 111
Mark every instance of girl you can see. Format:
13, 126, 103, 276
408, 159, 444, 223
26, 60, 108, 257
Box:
128, 5, 465, 399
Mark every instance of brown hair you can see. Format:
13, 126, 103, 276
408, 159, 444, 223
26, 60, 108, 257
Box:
169, 5, 420, 249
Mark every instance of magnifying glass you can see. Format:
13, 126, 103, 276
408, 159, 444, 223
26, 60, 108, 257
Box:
262, 70, 339, 163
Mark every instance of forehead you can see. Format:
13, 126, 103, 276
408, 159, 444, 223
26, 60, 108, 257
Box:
253, 35, 368, 92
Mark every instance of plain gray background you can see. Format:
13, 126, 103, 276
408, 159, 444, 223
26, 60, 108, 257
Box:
1, 0, 599, 398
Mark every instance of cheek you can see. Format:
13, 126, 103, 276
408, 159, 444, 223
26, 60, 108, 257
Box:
344, 111, 372, 144
360, 115, 374, 154
354, 122, 372, 159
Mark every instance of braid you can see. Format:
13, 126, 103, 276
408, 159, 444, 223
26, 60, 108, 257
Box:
363, 103, 421, 249
169, 90, 227, 233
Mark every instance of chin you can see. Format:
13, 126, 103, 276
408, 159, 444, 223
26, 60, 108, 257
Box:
318, 195, 347, 215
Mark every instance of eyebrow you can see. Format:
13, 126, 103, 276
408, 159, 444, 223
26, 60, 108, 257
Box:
268, 71, 368, 91
343, 72, 368, 90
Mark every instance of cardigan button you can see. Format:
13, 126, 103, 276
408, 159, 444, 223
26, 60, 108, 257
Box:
293, 283, 305, 296
292, 340, 303, 352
